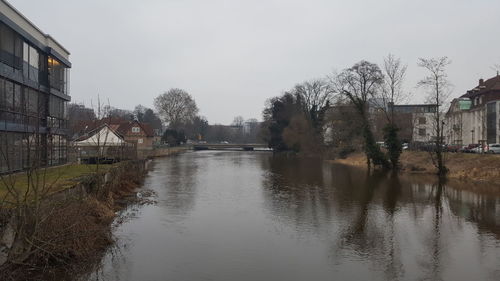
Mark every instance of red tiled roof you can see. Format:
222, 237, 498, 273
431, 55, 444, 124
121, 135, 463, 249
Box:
115, 120, 155, 137
72, 118, 155, 140
461, 75, 500, 98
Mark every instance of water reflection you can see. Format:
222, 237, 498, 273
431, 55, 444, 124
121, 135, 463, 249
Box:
260, 154, 500, 280
158, 154, 199, 219
88, 152, 500, 281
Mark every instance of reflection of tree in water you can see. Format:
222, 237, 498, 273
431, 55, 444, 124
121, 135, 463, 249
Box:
382, 173, 404, 280
333, 169, 407, 280
261, 154, 500, 280
418, 178, 445, 281
160, 155, 199, 218
260, 155, 338, 234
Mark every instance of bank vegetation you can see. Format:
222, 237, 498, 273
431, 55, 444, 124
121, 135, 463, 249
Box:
261, 55, 454, 177
0, 160, 151, 280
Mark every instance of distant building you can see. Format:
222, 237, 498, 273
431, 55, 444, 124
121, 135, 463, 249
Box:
326, 102, 439, 145
114, 120, 157, 151
445, 98, 472, 145
389, 104, 439, 143
74, 124, 135, 163
0, 0, 71, 173
73, 118, 158, 152
445, 75, 500, 145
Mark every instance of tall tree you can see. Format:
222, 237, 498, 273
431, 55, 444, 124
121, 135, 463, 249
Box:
185, 116, 209, 140
261, 93, 304, 151
331, 60, 389, 168
232, 116, 245, 127
292, 79, 333, 131
417, 57, 451, 176
105, 106, 134, 120
381, 54, 408, 122
134, 105, 162, 131
380, 54, 408, 169
154, 88, 199, 130
133, 104, 147, 121
67, 103, 96, 137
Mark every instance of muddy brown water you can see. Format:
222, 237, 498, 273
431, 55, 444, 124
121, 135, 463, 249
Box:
86, 151, 500, 281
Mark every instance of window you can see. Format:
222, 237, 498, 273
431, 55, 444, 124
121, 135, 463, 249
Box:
419, 128, 426, 136
23, 42, 29, 77
132, 127, 140, 133
418, 117, 426, 125
137, 138, 143, 144
5, 80, 13, 111
0, 78, 4, 110
0, 23, 15, 68
48, 57, 69, 93
27, 89, 38, 115
13, 84, 22, 112
21, 42, 41, 82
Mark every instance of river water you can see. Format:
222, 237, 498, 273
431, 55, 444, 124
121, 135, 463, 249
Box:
88, 151, 500, 281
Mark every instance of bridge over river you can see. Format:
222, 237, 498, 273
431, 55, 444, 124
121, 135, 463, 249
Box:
191, 143, 270, 151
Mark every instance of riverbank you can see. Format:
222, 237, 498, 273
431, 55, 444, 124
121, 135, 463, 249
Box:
331, 151, 500, 184
0, 160, 154, 280
147, 146, 189, 158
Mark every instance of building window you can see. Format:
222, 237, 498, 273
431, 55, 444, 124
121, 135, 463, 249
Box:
419, 128, 426, 136
48, 57, 69, 94
137, 138, 143, 144
132, 127, 140, 133
418, 117, 426, 125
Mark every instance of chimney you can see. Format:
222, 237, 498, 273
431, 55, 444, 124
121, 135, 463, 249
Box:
479, 78, 484, 86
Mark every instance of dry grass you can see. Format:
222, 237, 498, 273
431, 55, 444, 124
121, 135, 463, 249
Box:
331, 151, 500, 184
0, 164, 115, 200
0, 161, 147, 280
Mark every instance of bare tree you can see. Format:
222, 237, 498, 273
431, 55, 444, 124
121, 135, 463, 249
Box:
0, 92, 67, 267
293, 79, 333, 119
417, 57, 452, 176
491, 64, 500, 76
232, 116, 245, 127
154, 88, 199, 130
378, 54, 408, 169
330, 61, 389, 168
381, 54, 408, 122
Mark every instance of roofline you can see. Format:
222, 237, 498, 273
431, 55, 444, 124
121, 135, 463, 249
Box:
75, 123, 125, 141
0, 0, 70, 55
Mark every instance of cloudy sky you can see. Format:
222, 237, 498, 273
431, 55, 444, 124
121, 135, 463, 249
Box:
9, 0, 500, 124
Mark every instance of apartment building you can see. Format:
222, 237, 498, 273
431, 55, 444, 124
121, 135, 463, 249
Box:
390, 104, 439, 143
445, 76, 500, 146
0, 0, 71, 173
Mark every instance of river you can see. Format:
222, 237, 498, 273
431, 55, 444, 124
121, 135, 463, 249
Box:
87, 151, 500, 281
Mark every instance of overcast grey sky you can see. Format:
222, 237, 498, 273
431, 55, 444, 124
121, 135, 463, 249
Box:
9, 0, 500, 124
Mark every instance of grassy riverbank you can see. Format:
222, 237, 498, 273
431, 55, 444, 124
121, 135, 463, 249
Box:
0, 160, 150, 280
331, 151, 500, 184
0, 164, 115, 199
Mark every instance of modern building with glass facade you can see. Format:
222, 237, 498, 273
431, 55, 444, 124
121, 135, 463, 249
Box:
0, 0, 70, 173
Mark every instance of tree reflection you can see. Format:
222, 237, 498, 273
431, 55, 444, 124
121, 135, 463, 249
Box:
159, 155, 199, 219
426, 177, 445, 281
260, 154, 500, 280
260, 155, 339, 234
